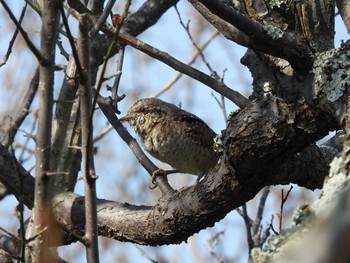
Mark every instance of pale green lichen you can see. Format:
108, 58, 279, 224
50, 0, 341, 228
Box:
262, 24, 284, 40
268, 0, 288, 9
263, 82, 274, 95
250, 162, 350, 262
312, 49, 350, 102
213, 134, 223, 153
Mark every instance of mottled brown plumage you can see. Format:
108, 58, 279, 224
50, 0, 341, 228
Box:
120, 98, 219, 177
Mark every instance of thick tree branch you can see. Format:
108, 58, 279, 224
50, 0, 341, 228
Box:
0, 117, 335, 246
122, 0, 179, 36
188, 0, 253, 47
189, 0, 314, 71
51, 142, 330, 245
2, 41, 349, 245
0, 143, 34, 208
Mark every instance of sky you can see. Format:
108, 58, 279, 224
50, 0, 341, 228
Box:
0, 1, 349, 263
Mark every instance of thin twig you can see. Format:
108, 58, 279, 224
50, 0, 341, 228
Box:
0, 2, 27, 67
97, 96, 175, 195
93, 0, 131, 117
0, 0, 46, 64
207, 231, 225, 263
62, 1, 249, 108
8, 144, 27, 262
237, 205, 254, 251
77, 15, 99, 263
89, 0, 117, 38
59, 3, 85, 83
252, 186, 270, 235
252, 187, 270, 247
153, 30, 219, 97
278, 185, 293, 233
110, 47, 126, 114
23, 0, 42, 16
17, 113, 38, 164
57, 39, 70, 61
174, 5, 219, 79
133, 245, 157, 263
4, 67, 39, 148
270, 215, 279, 235
119, 31, 250, 108
212, 83, 228, 125
93, 125, 113, 143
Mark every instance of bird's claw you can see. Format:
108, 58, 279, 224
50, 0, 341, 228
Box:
149, 169, 167, 189
149, 169, 180, 189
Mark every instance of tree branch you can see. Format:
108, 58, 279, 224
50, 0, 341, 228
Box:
31, 1, 60, 261
0, 0, 47, 64
51, 141, 330, 245
97, 97, 175, 195
189, 0, 314, 71
118, 32, 250, 108
0, 2, 27, 67
3, 67, 39, 148
336, 0, 350, 33
77, 14, 99, 263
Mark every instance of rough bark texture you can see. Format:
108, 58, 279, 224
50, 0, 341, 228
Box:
1, 0, 349, 250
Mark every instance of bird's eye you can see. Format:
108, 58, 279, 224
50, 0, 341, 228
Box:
138, 115, 145, 124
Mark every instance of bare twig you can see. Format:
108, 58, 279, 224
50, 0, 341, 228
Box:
153, 30, 219, 97
119, 32, 249, 108
207, 231, 225, 263
63, 1, 249, 107
278, 185, 293, 233
17, 113, 38, 164
110, 47, 126, 114
252, 187, 270, 235
4, 67, 39, 148
0, 0, 46, 64
89, 0, 117, 38
30, 0, 60, 261
238, 204, 254, 251
57, 39, 70, 61
23, 0, 42, 16
77, 15, 99, 263
270, 215, 279, 235
0, 2, 27, 67
93, 125, 113, 143
59, 3, 85, 84
93, 0, 131, 116
97, 96, 175, 195
174, 5, 219, 79
212, 88, 228, 124
237, 186, 271, 257
9, 144, 27, 262
133, 245, 157, 263
252, 187, 271, 246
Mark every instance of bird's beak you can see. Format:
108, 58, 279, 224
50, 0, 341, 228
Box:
119, 114, 133, 122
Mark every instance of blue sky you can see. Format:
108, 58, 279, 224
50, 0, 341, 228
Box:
0, 1, 348, 262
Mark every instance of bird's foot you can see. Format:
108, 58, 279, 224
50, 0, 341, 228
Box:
150, 169, 179, 189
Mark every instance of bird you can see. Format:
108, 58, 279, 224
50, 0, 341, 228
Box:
119, 98, 219, 180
